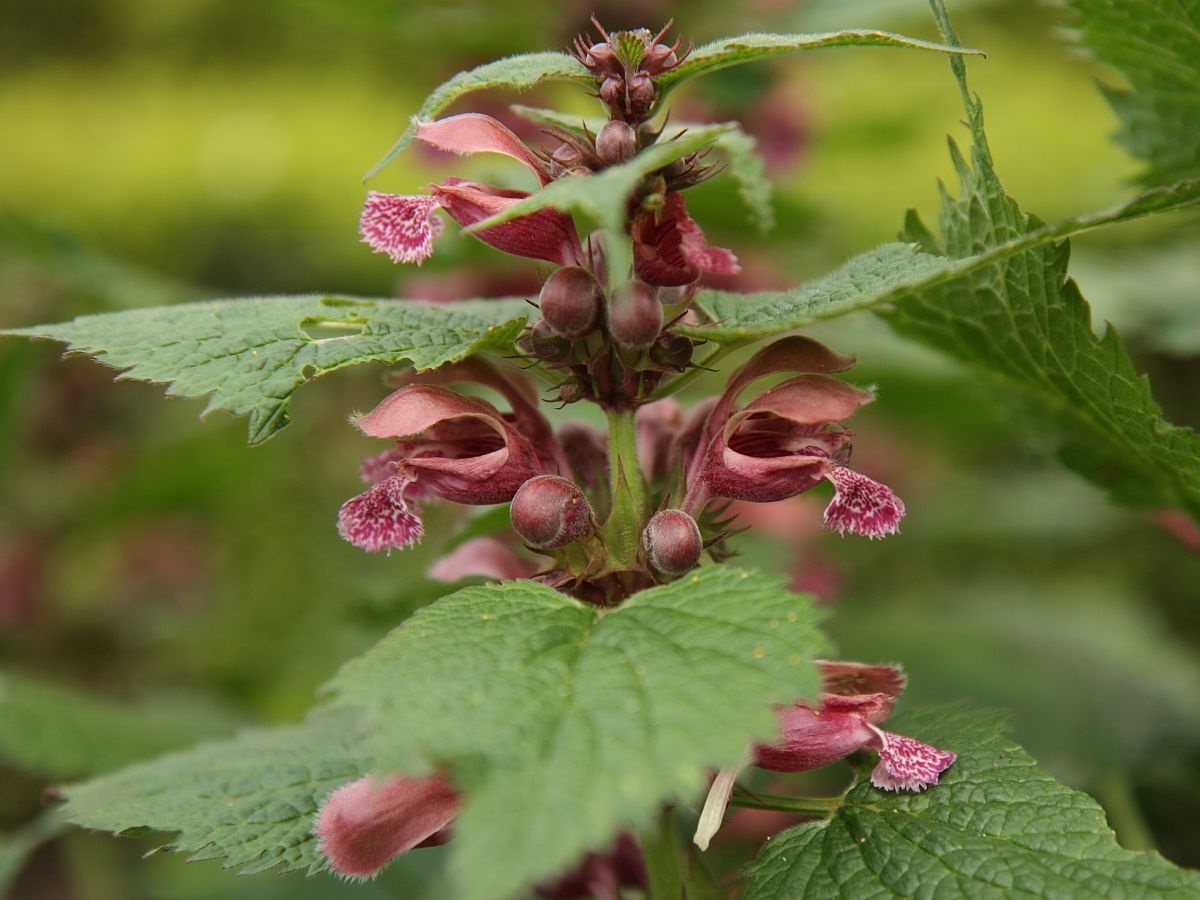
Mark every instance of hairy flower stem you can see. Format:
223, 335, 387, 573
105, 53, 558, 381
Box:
640, 807, 685, 900
600, 407, 649, 573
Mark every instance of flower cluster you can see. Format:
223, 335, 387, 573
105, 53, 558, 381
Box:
324, 18, 941, 888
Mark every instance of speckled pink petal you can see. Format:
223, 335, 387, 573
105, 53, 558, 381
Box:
822, 465, 906, 539
315, 773, 459, 878
866, 725, 957, 792
358, 192, 444, 265
337, 473, 424, 553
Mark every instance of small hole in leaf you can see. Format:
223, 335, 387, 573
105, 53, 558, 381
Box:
300, 317, 366, 342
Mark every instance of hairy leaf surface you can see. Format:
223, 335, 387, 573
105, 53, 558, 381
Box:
366, 52, 591, 178
4, 296, 529, 445
680, 178, 1200, 343
61, 716, 366, 876
656, 30, 983, 95
327, 566, 828, 900
744, 706, 1200, 898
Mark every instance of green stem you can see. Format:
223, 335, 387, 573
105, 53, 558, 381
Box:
600, 406, 648, 567
729, 789, 841, 817
1095, 767, 1157, 852
640, 807, 685, 900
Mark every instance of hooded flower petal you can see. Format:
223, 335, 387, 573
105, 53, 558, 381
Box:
432, 179, 581, 265
632, 193, 739, 286
336, 473, 424, 554
822, 465, 906, 538
315, 773, 459, 878
359, 192, 444, 265
865, 725, 958, 792
417, 114, 549, 184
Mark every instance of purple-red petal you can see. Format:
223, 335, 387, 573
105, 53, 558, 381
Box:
822, 465, 906, 539
315, 773, 459, 878
358, 192, 443, 265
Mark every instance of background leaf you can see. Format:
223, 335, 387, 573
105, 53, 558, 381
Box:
326, 566, 828, 899
0, 672, 236, 781
4, 296, 529, 445
1067, 0, 1200, 186
61, 715, 366, 877
743, 706, 1200, 897
366, 52, 591, 179
881, 23, 1200, 519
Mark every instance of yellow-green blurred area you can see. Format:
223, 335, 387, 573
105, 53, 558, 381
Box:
0, 0, 1197, 897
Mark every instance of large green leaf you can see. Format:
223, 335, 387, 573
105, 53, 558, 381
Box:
743, 706, 1200, 898
0, 672, 236, 780
655, 30, 983, 95
327, 566, 828, 900
679, 177, 1200, 343
882, 11, 1200, 520
366, 52, 591, 179
3, 296, 529, 445
511, 104, 775, 231
61, 715, 366, 877
1068, 0, 1200, 186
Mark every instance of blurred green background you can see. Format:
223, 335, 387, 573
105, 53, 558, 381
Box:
1, 0, 1197, 897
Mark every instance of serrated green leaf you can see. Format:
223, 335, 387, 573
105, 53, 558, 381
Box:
679, 177, 1200, 344
743, 706, 1200, 898
1067, 0, 1200, 186
327, 565, 829, 900
61, 715, 367, 877
467, 124, 731, 288
0, 672, 236, 780
3, 296, 529, 446
881, 12, 1200, 519
366, 53, 591, 179
655, 30, 983, 96
512, 105, 775, 231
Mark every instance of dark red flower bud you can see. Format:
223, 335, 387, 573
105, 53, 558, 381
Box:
540, 266, 603, 339
627, 74, 657, 112
607, 281, 662, 350
596, 121, 637, 165
600, 76, 624, 107
555, 376, 591, 405
649, 332, 694, 372
517, 320, 574, 365
511, 475, 595, 549
641, 509, 702, 575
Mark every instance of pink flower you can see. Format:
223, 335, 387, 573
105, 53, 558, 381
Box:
315, 773, 459, 879
693, 661, 956, 851
682, 337, 905, 539
358, 114, 581, 266
535, 832, 647, 899
337, 363, 563, 554
427, 536, 540, 583
631, 192, 739, 286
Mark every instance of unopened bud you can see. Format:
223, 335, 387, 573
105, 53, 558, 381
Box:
511, 475, 595, 550
627, 74, 656, 113
596, 121, 637, 165
540, 267, 603, 338
641, 509, 702, 576
600, 76, 624, 107
555, 376, 590, 405
516, 320, 573, 364
649, 333, 694, 372
607, 281, 662, 350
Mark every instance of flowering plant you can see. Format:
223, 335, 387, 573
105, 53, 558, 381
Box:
4, 2, 1199, 898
